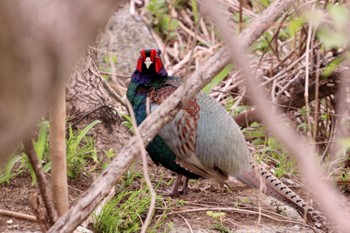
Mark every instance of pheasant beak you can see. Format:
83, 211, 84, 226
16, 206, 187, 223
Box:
144, 57, 153, 69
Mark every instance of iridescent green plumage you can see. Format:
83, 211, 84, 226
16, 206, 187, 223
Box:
127, 73, 201, 179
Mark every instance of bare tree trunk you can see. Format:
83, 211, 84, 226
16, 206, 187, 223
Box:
66, 50, 131, 154
50, 80, 69, 216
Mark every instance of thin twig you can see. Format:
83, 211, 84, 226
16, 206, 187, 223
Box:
89, 65, 126, 107
23, 138, 58, 225
69, 106, 105, 129
177, 214, 194, 233
29, 193, 50, 232
304, 15, 313, 138
314, 51, 321, 142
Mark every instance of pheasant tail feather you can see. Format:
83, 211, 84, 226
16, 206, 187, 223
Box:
235, 161, 326, 229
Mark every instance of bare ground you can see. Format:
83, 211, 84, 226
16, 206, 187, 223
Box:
0, 157, 341, 233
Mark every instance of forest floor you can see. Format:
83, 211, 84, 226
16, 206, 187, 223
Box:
0, 157, 338, 233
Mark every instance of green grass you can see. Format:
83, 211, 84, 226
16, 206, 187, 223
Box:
242, 122, 297, 178
94, 189, 151, 233
0, 154, 24, 184
202, 65, 233, 94
93, 167, 173, 233
66, 120, 101, 178
0, 119, 101, 184
146, 0, 182, 39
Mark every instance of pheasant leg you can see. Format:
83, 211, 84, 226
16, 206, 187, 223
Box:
169, 175, 183, 197
179, 177, 190, 194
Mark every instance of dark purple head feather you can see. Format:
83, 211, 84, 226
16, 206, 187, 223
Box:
132, 49, 168, 85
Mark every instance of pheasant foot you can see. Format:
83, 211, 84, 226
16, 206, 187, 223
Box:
169, 175, 183, 197
169, 175, 191, 197
178, 177, 190, 195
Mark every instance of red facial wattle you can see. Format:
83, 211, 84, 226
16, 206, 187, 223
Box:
152, 49, 163, 73
136, 50, 146, 72
136, 49, 163, 73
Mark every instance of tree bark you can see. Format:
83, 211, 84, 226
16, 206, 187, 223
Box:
66, 50, 131, 153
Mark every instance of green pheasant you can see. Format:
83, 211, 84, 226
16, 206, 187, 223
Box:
127, 48, 326, 229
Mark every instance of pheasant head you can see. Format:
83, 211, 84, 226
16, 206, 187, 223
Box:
137, 49, 163, 73
128, 49, 169, 124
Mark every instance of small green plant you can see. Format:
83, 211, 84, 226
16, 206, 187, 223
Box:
121, 113, 133, 130
211, 222, 231, 233
102, 149, 117, 170
207, 210, 226, 219
0, 154, 24, 184
190, 0, 198, 24
260, 137, 297, 178
251, 31, 273, 53
66, 120, 101, 178
93, 167, 168, 233
95, 190, 156, 233
0, 120, 50, 185
242, 121, 266, 145
27, 120, 51, 185
202, 64, 233, 94
103, 54, 118, 65
0, 119, 101, 184
239, 197, 251, 204
207, 211, 231, 233
270, 200, 287, 215
146, 0, 181, 39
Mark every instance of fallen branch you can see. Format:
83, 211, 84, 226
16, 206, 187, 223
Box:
0, 209, 36, 222
48, 1, 296, 232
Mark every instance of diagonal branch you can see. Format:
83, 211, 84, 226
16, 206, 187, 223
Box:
23, 138, 58, 225
203, 0, 350, 231
48, 0, 295, 232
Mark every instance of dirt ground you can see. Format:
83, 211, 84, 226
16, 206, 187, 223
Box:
1, 157, 341, 233
0, 172, 92, 233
